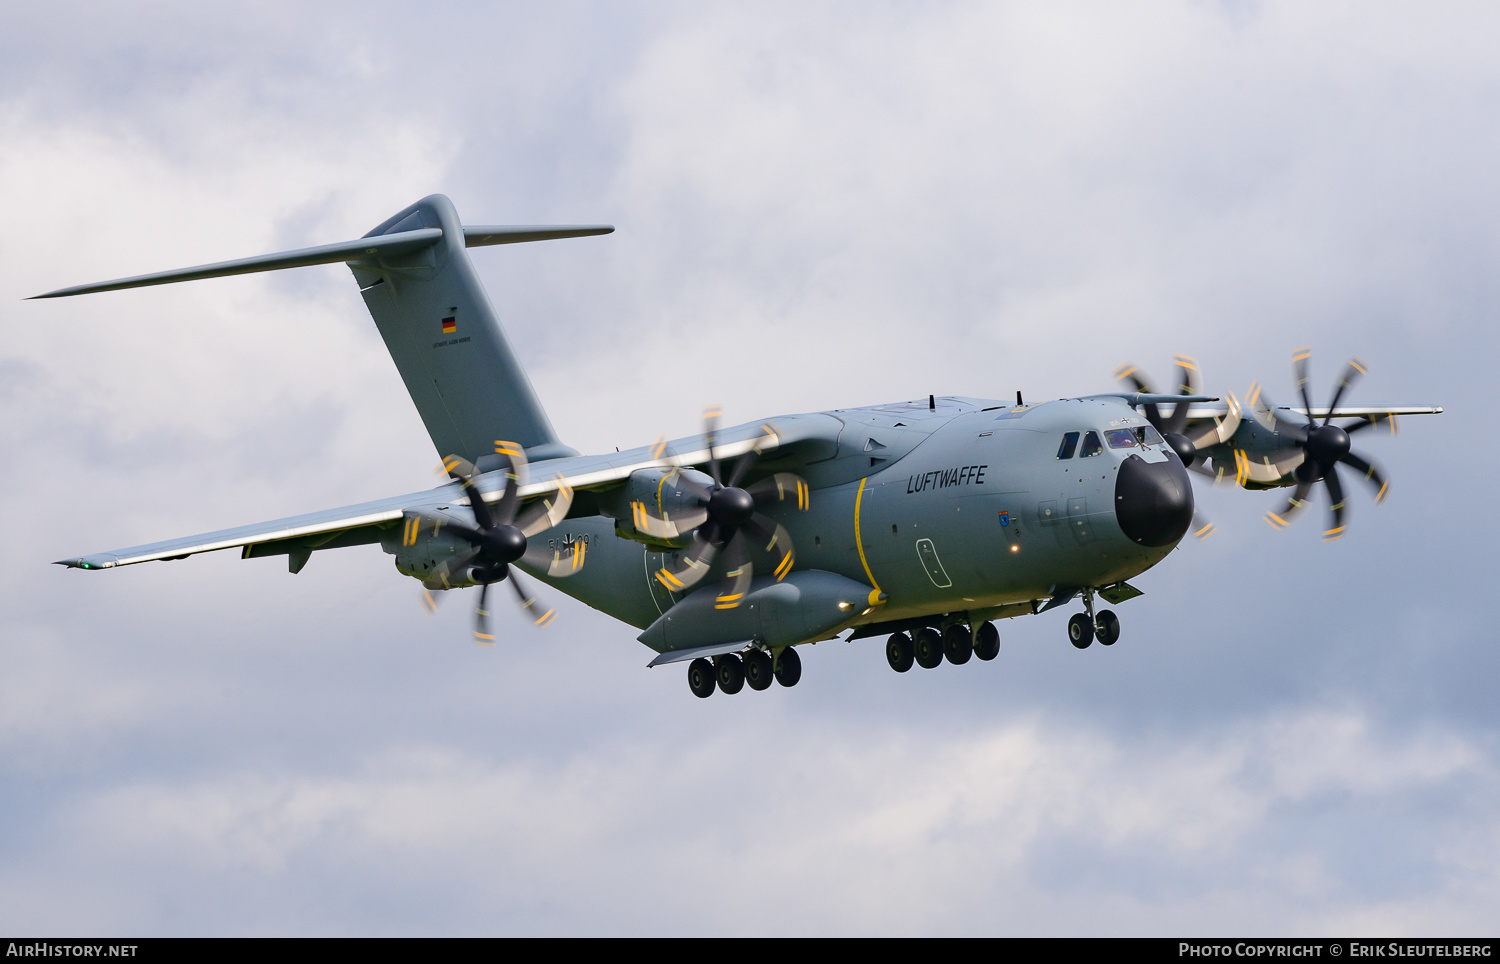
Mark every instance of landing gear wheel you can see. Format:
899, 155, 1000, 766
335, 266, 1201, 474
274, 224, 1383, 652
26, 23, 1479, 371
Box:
716, 654, 745, 694
688, 658, 715, 698
885, 633, 914, 673
1095, 609, 1120, 646
973, 621, 1000, 661
1068, 613, 1095, 649
914, 628, 944, 669
744, 650, 774, 690
943, 624, 973, 665
773, 646, 802, 687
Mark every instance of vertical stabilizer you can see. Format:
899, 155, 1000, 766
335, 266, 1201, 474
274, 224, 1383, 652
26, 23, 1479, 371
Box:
30, 193, 609, 464
351, 195, 583, 463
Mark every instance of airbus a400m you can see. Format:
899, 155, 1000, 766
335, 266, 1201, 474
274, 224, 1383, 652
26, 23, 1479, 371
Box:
36, 195, 1442, 698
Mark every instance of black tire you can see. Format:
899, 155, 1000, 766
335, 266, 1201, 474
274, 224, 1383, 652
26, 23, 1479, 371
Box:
1095, 609, 1120, 646
744, 650, 774, 690
914, 628, 944, 669
716, 654, 745, 694
1068, 612, 1094, 649
773, 646, 802, 687
943, 624, 973, 665
687, 658, 716, 698
973, 621, 1000, 661
885, 633, 914, 673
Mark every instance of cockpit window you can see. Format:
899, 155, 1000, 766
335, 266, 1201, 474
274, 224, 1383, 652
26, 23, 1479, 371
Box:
1134, 425, 1165, 446
1056, 432, 1079, 459
1080, 431, 1103, 457
1105, 429, 1138, 449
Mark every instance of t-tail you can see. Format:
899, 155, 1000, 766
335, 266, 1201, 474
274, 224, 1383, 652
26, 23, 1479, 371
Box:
31, 194, 611, 465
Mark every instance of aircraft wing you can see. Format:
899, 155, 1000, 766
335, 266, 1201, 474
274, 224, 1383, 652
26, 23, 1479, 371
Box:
55, 418, 806, 571
1180, 403, 1444, 420
55, 489, 432, 569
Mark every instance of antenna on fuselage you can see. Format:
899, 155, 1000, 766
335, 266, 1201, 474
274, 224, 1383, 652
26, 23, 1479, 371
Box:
1017, 390, 1023, 405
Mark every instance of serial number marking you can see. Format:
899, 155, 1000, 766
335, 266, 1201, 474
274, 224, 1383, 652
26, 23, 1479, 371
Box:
907, 464, 987, 494
546, 533, 598, 550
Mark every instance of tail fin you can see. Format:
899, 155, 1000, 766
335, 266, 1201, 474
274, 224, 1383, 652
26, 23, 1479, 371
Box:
31, 194, 612, 464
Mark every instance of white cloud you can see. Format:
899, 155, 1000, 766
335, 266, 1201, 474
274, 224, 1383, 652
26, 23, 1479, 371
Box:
0, 709, 1480, 935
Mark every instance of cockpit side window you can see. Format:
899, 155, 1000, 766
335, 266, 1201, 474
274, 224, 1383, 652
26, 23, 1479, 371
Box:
1080, 431, 1103, 457
1056, 432, 1079, 459
1134, 425, 1165, 446
1105, 428, 1139, 449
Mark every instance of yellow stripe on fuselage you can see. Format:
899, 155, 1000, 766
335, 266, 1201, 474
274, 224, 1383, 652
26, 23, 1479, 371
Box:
854, 477, 882, 595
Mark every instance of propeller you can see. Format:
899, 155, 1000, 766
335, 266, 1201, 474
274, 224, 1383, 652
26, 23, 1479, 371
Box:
1114, 355, 1240, 540
427, 441, 585, 643
634, 408, 809, 608
1249, 349, 1392, 541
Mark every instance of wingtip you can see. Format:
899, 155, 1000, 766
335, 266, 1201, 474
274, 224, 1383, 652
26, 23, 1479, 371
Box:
55, 556, 112, 569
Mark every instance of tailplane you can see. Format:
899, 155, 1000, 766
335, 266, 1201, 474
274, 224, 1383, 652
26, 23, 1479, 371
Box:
31, 194, 611, 464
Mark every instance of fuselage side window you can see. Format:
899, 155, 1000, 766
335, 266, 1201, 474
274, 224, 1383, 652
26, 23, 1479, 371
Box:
1080, 431, 1103, 458
1056, 432, 1079, 460
1105, 428, 1138, 449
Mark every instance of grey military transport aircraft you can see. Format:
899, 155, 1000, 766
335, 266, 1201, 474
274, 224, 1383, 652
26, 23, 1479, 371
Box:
35, 195, 1442, 698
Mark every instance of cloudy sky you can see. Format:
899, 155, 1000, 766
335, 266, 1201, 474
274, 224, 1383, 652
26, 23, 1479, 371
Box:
0, 0, 1493, 936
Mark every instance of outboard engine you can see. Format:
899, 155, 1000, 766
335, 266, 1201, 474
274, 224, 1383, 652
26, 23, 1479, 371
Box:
380, 507, 486, 589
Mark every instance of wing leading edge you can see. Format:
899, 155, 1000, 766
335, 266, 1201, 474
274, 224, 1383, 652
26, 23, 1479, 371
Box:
55, 422, 789, 571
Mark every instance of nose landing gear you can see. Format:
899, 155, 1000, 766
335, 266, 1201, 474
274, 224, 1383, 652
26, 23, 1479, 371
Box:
1094, 609, 1120, 646
1067, 588, 1122, 649
1068, 612, 1094, 648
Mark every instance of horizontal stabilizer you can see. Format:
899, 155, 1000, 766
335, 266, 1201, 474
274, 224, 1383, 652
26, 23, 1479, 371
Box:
464, 225, 613, 246
28, 223, 615, 300
29, 228, 443, 299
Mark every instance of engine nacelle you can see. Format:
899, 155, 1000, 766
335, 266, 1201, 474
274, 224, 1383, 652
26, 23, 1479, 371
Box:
610, 466, 715, 549
379, 507, 483, 589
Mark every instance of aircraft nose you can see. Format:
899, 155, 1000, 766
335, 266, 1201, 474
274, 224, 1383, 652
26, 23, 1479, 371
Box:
1114, 453, 1194, 547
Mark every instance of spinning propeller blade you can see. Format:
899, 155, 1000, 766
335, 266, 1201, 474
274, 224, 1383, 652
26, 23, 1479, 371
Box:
1115, 355, 1218, 537
1253, 350, 1392, 538
432, 441, 585, 643
639, 409, 809, 605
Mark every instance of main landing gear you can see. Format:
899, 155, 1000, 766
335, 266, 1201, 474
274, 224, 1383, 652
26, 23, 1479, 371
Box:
688, 647, 800, 698
886, 620, 1001, 672
1067, 589, 1121, 649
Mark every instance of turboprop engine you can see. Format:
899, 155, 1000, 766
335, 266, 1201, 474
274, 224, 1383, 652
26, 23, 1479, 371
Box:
380, 507, 490, 589
610, 466, 717, 549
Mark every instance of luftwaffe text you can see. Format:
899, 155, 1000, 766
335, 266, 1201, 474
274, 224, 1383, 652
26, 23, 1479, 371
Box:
907, 464, 987, 494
